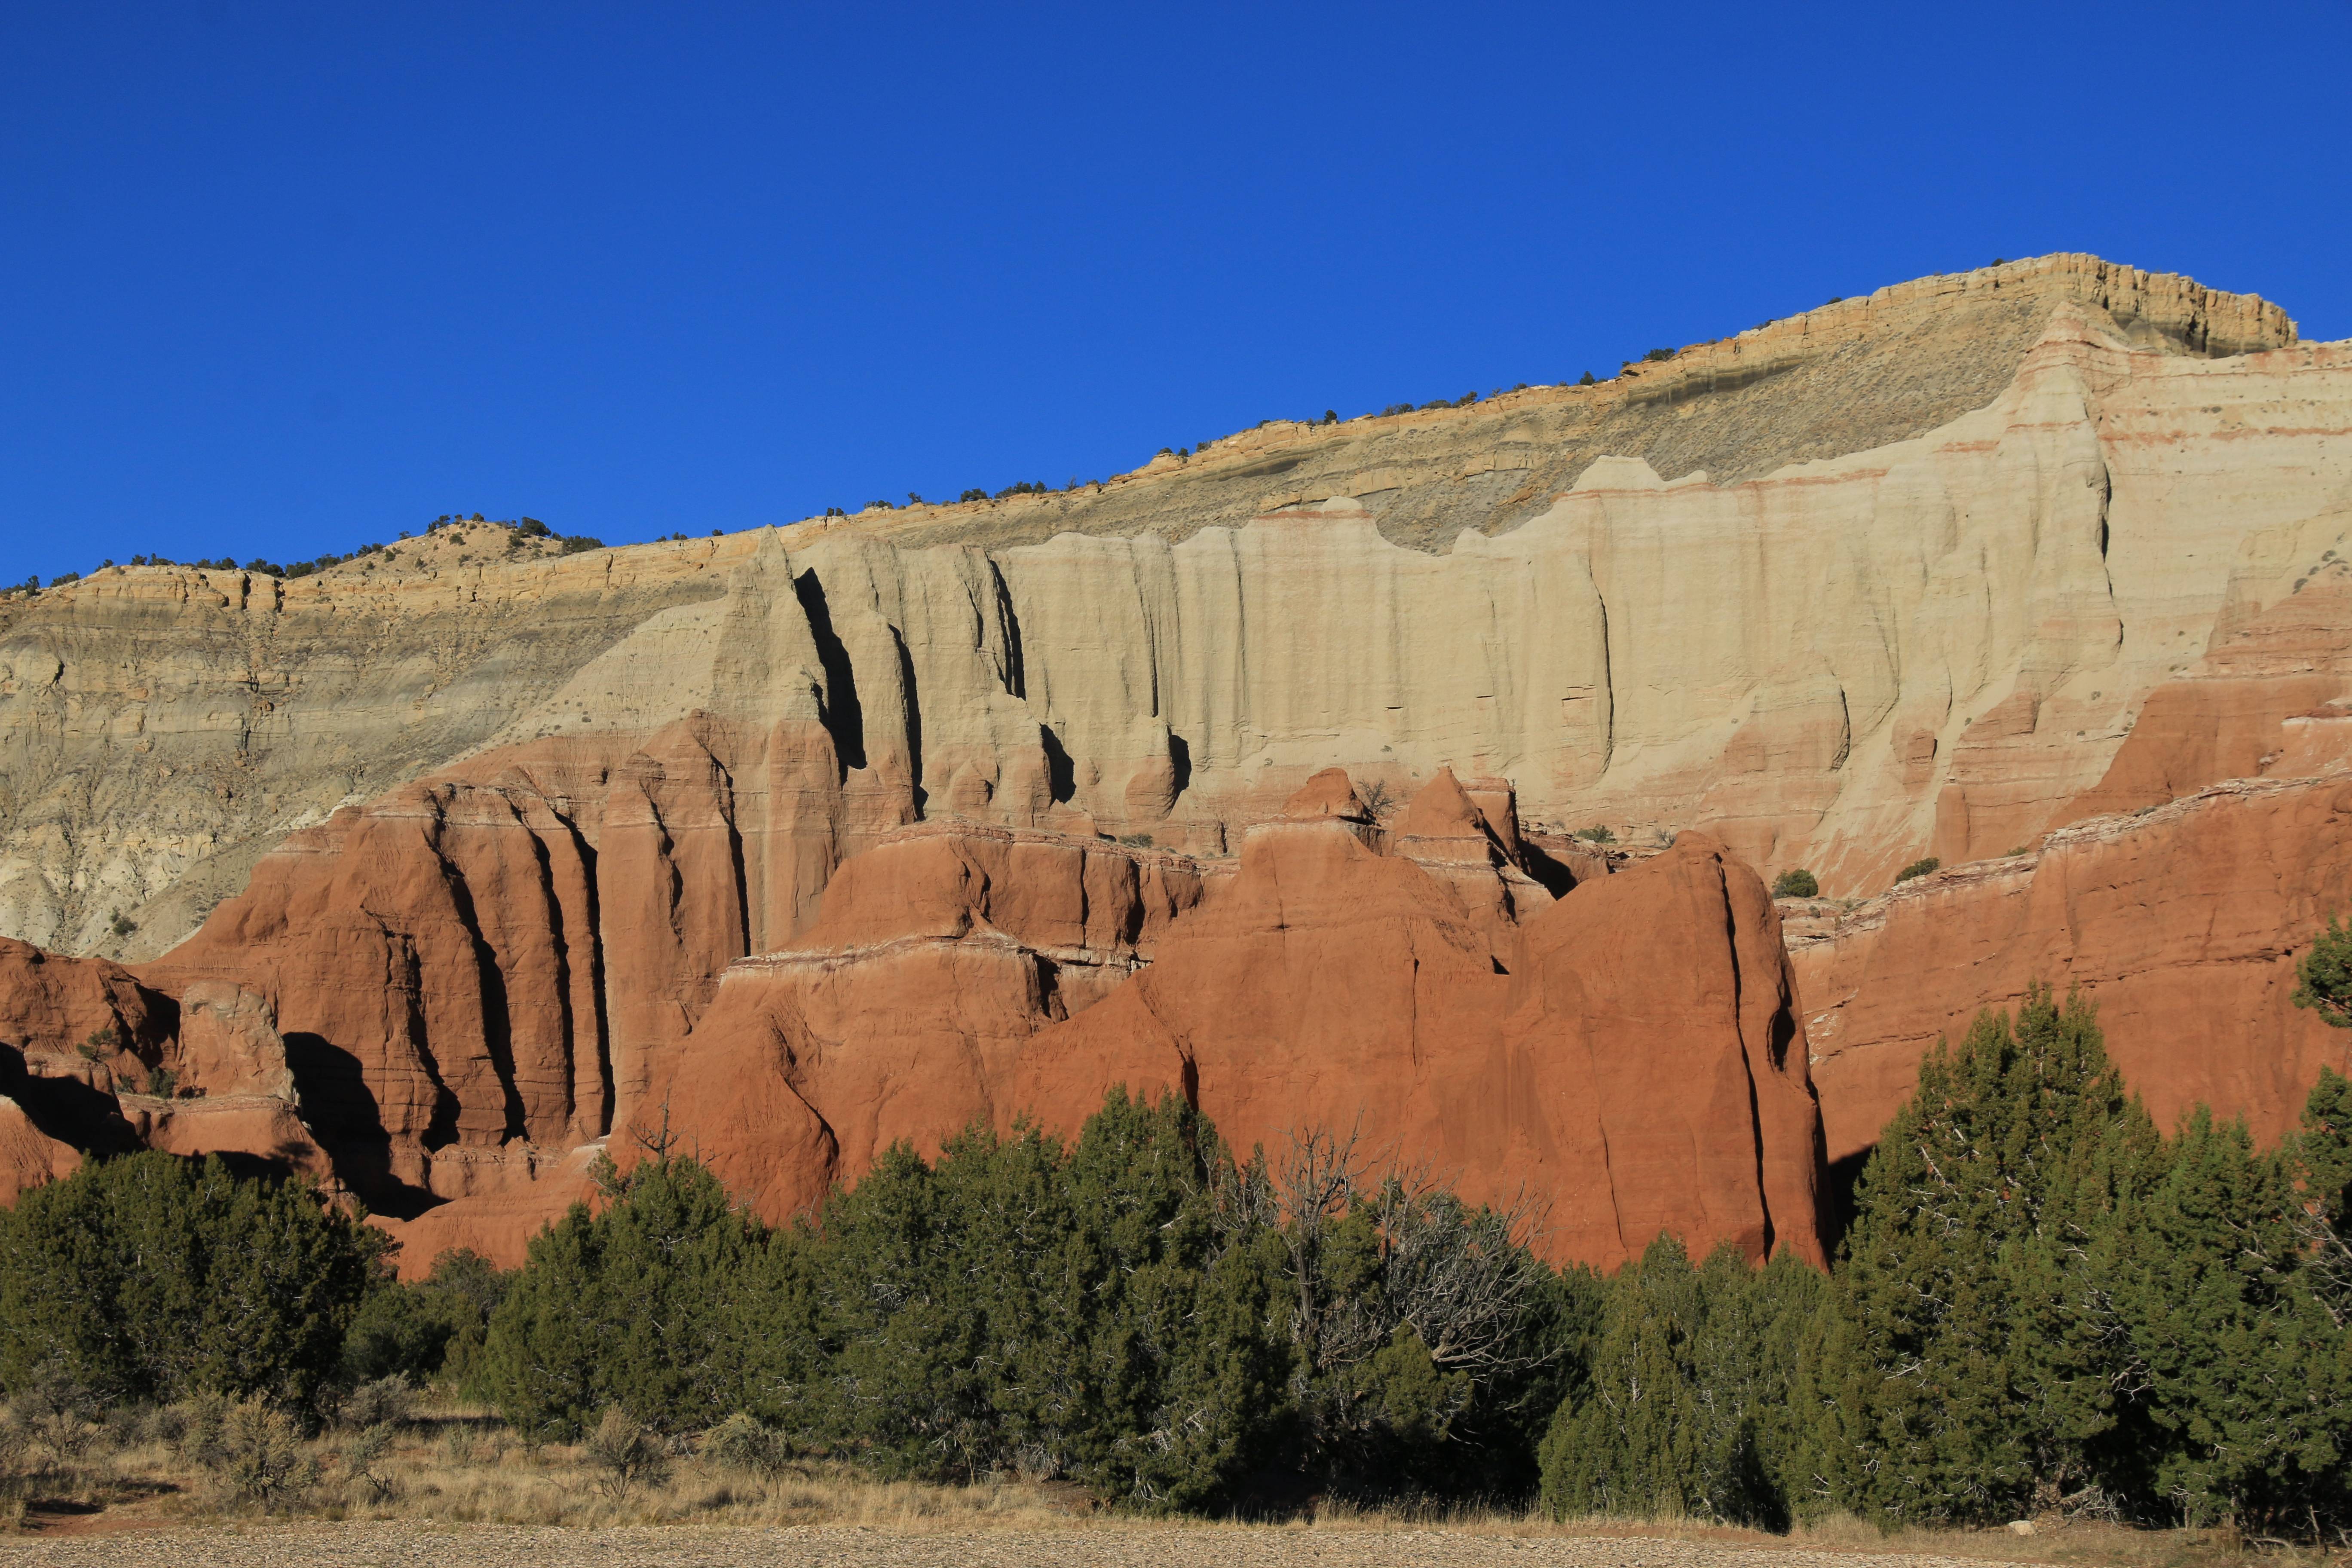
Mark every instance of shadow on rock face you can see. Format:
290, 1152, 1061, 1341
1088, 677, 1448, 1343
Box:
283, 1031, 441, 1219
0, 1042, 140, 1156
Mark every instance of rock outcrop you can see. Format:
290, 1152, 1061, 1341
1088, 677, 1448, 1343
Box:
630, 772, 1827, 1273
1794, 771, 2352, 1167
1793, 552, 2352, 1167
0, 937, 323, 1198
632, 819, 1210, 1228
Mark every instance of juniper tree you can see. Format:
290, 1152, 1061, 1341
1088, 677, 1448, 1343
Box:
2292, 1068, 2352, 1318
1267, 1127, 1576, 1501
1802, 987, 2160, 1524
787, 1090, 1290, 1508
0, 1152, 386, 1408
341, 1247, 510, 1392
2292, 916, 2352, 1028
479, 1149, 765, 1436
2108, 1108, 2351, 1528
1539, 1237, 1820, 1527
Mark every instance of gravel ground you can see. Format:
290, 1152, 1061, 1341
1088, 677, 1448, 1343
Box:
0, 1522, 2017, 1568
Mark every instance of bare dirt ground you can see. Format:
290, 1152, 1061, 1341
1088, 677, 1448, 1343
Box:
0, 1521, 2024, 1568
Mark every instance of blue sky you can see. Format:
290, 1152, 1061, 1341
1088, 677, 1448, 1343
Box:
3, 2, 2346, 582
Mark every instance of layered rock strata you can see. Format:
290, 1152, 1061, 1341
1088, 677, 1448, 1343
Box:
1792, 567, 2352, 1165
0, 258, 2335, 966
1794, 771, 2352, 1167
0, 253, 2342, 1274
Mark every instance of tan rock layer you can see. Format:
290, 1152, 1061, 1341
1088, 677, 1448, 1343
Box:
0, 257, 2334, 968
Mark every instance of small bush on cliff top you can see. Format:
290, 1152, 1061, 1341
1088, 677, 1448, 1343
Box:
1893, 855, 1939, 885
1770, 869, 1818, 900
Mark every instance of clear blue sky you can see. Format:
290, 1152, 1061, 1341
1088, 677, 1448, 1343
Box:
3, 2, 2346, 582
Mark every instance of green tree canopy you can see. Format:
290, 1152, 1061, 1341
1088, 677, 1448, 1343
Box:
1540, 1236, 1821, 1527
2109, 1108, 2351, 1527
478, 1147, 767, 1437
1803, 987, 2159, 1523
2294, 915, 2352, 1028
0, 1152, 386, 1408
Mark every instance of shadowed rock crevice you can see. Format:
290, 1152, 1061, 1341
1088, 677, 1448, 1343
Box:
793, 569, 866, 774
893, 628, 926, 818
1040, 726, 1075, 804
430, 849, 530, 1144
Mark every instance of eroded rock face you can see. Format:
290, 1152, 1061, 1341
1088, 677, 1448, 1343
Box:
0, 259, 2337, 965
633, 820, 1213, 1225
0, 937, 322, 1198
0, 937, 174, 1077
137, 711, 865, 1213
2069, 559, 2352, 820
1793, 564, 2352, 1167
1795, 773, 2352, 1167
628, 775, 1827, 1272
0, 1097, 78, 1203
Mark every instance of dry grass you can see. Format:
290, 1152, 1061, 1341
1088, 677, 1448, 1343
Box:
3, 1409, 1092, 1535
1786, 1513, 2341, 1568
0, 1396, 2340, 1567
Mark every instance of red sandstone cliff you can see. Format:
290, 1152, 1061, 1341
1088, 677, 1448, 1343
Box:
0, 937, 321, 1199
632, 771, 1827, 1272
1793, 573, 2352, 1165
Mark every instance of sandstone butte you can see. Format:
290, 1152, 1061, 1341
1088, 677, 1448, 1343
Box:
0, 252, 2345, 1275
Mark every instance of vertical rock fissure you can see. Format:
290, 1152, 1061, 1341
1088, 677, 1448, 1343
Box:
989, 557, 1027, 701
793, 570, 866, 774
892, 628, 926, 818
561, 813, 617, 1137
1717, 865, 1777, 1258
432, 845, 530, 1143
1595, 589, 1617, 769
1040, 725, 1076, 804
711, 756, 752, 965
401, 935, 462, 1152
522, 822, 578, 1134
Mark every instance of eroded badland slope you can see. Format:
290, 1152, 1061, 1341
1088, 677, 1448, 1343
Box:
1, 252, 2347, 1268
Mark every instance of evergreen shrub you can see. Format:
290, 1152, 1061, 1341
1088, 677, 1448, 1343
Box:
0, 1152, 386, 1409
